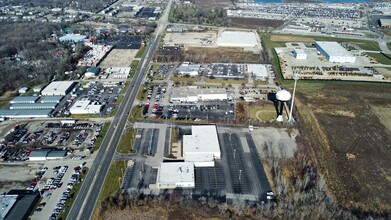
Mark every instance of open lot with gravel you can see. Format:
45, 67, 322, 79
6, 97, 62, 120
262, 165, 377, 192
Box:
99, 49, 138, 68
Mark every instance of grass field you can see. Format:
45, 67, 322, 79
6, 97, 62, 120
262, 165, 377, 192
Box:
204, 78, 248, 84
93, 122, 110, 151
229, 17, 284, 29
130, 60, 139, 77
128, 106, 143, 123
170, 76, 200, 82
93, 160, 127, 220
58, 167, 89, 220
292, 81, 391, 214
117, 129, 136, 154
135, 46, 146, 58
367, 52, 391, 65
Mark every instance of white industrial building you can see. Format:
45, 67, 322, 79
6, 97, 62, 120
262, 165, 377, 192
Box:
157, 162, 195, 189
176, 63, 201, 76
315, 41, 356, 63
217, 31, 258, 47
41, 81, 76, 96
18, 87, 29, 94
293, 49, 307, 59
247, 64, 269, 80
29, 149, 67, 161
183, 125, 221, 167
170, 87, 227, 103
69, 100, 103, 114
107, 67, 131, 79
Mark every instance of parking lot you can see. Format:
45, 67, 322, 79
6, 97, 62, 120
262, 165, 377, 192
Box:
30, 160, 89, 220
102, 35, 145, 49
121, 122, 272, 202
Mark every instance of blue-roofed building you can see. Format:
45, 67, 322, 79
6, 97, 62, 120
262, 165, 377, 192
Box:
39, 96, 64, 103
0, 109, 53, 118
9, 103, 57, 110
10, 96, 39, 104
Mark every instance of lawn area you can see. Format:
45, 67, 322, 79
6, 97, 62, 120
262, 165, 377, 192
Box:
0, 97, 11, 108
170, 76, 201, 82
71, 114, 100, 119
135, 46, 146, 58
170, 127, 179, 154
367, 52, 391, 65
128, 106, 143, 123
94, 160, 127, 218
129, 60, 139, 77
117, 129, 136, 154
58, 167, 89, 220
204, 78, 248, 84
93, 122, 110, 151
372, 105, 391, 131
247, 101, 276, 122
136, 85, 148, 101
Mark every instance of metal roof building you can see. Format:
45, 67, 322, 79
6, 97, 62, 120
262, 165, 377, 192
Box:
315, 41, 356, 63
46, 150, 67, 160
0, 109, 53, 118
183, 125, 221, 167
33, 85, 45, 93
5, 190, 40, 220
9, 103, 57, 110
41, 81, 76, 96
176, 63, 201, 76
293, 49, 307, 59
10, 96, 39, 104
247, 64, 269, 80
157, 162, 195, 189
0, 195, 17, 220
39, 96, 64, 103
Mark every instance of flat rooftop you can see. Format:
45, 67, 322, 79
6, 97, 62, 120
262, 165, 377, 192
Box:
158, 162, 194, 185
41, 81, 75, 95
247, 64, 268, 77
217, 31, 258, 47
315, 41, 353, 57
183, 125, 221, 155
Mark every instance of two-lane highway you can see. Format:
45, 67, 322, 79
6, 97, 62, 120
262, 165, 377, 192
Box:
66, 1, 173, 219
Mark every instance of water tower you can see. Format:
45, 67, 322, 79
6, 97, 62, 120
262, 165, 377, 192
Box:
276, 90, 291, 122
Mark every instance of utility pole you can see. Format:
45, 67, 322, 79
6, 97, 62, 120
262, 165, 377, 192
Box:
288, 72, 298, 124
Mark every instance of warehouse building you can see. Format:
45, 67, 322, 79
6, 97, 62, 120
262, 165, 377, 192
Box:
29, 149, 67, 161
107, 67, 131, 79
183, 125, 221, 167
315, 41, 356, 63
10, 96, 39, 104
176, 63, 201, 76
9, 103, 57, 110
170, 87, 227, 103
157, 162, 195, 189
0, 109, 53, 119
41, 81, 76, 96
217, 31, 258, 47
380, 19, 391, 27
39, 96, 64, 103
247, 64, 269, 81
69, 100, 103, 114
293, 49, 307, 59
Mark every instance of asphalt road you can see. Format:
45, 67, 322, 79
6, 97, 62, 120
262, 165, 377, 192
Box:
66, 0, 173, 218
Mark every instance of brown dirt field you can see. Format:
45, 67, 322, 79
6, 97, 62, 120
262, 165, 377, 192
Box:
193, 0, 234, 8
161, 47, 262, 63
229, 17, 284, 29
99, 49, 137, 68
294, 82, 391, 214
270, 35, 315, 42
